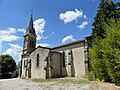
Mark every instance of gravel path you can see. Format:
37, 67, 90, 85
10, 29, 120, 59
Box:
0, 78, 102, 90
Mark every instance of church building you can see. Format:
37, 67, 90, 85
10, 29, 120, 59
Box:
20, 15, 91, 79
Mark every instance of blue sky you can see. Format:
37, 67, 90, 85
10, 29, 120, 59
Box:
0, 0, 119, 63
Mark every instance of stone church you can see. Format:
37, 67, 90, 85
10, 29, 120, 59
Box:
20, 15, 91, 79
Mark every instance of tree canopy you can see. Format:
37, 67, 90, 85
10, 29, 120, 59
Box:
92, 0, 120, 40
0, 54, 16, 78
89, 0, 120, 85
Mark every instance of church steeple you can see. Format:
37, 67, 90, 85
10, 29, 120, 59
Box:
23, 15, 36, 55
26, 15, 36, 35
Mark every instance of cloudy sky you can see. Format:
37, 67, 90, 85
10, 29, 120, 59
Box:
0, 0, 119, 63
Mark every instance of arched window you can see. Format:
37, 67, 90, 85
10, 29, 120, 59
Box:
63, 51, 66, 67
37, 54, 39, 67
32, 41, 34, 48
30, 40, 34, 48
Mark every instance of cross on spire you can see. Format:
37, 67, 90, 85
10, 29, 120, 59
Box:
31, 10, 33, 17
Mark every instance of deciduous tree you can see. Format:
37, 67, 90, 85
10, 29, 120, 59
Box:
0, 54, 16, 78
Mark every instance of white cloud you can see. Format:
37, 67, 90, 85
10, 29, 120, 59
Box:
77, 21, 88, 29
3, 43, 22, 61
8, 28, 16, 33
61, 35, 76, 44
0, 35, 20, 42
36, 43, 50, 47
17, 28, 26, 33
3, 43, 22, 56
0, 28, 20, 42
84, 15, 87, 19
33, 18, 48, 40
34, 18, 45, 33
59, 9, 83, 24
16, 18, 48, 40
0, 42, 2, 55
51, 32, 55, 35
0, 28, 21, 54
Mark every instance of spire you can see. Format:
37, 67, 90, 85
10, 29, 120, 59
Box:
26, 14, 36, 35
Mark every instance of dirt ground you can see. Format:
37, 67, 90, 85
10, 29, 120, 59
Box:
0, 78, 120, 90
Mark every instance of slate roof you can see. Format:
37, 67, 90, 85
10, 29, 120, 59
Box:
26, 15, 36, 36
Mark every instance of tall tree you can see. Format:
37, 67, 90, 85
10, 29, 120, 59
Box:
92, 0, 120, 40
0, 54, 16, 78
89, 0, 120, 82
101, 19, 120, 85
89, 38, 109, 81
89, 19, 120, 83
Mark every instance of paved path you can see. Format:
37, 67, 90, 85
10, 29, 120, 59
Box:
0, 78, 42, 90
0, 78, 102, 90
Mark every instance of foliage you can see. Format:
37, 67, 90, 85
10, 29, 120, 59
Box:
89, 38, 109, 81
92, 0, 120, 40
87, 71, 95, 81
89, 19, 120, 85
89, 0, 120, 85
0, 54, 16, 78
100, 19, 120, 85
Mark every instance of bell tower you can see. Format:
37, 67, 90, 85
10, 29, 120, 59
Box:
22, 15, 36, 55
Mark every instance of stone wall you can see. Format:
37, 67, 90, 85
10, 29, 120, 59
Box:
51, 52, 61, 77
21, 55, 30, 78
30, 47, 50, 79
52, 41, 86, 78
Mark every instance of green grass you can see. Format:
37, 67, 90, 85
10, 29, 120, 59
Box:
32, 78, 58, 82
32, 77, 90, 84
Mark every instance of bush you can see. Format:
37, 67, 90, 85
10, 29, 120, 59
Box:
100, 19, 120, 85
87, 71, 94, 81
